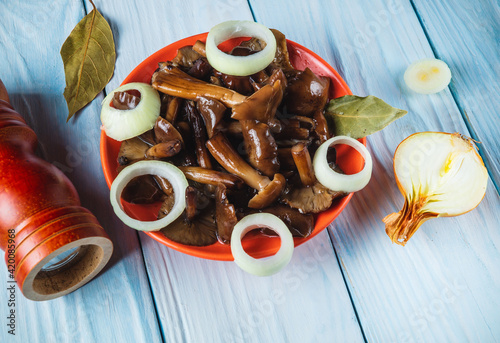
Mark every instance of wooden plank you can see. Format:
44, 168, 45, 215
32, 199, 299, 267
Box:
249, 0, 500, 342
88, 0, 365, 341
0, 2, 162, 342
411, 0, 500, 192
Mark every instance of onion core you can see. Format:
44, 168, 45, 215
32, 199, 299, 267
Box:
110, 161, 188, 231
231, 213, 294, 276
206, 20, 277, 76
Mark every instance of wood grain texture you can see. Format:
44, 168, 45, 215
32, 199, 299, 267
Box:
0, 1, 161, 342
86, 0, 365, 342
411, 0, 500, 192
249, 0, 500, 342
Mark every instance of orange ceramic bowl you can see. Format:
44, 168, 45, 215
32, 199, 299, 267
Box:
100, 33, 366, 261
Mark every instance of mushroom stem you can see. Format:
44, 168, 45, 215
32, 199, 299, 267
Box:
192, 40, 206, 57
291, 142, 316, 186
178, 166, 244, 189
185, 186, 198, 221
185, 101, 212, 169
313, 110, 331, 143
152, 66, 247, 107
165, 96, 183, 123
206, 132, 270, 190
215, 184, 238, 244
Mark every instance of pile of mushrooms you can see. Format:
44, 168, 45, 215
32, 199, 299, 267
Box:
116, 29, 345, 246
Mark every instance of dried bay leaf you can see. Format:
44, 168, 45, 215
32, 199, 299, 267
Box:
325, 95, 407, 139
61, 1, 115, 121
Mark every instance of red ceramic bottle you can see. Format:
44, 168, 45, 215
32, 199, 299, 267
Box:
0, 80, 113, 301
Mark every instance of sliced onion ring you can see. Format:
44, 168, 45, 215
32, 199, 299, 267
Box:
231, 213, 294, 276
206, 20, 277, 76
110, 160, 188, 231
101, 82, 160, 141
313, 136, 373, 193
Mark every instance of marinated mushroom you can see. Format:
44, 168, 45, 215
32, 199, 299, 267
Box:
172, 46, 202, 68
254, 205, 314, 238
117, 137, 148, 166
145, 140, 182, 159
241, 120, 280, 177
154, 116, 184, 144
113, 90, 141, 110
178, 166, 244, 189
196, 96, 227, 138
283, 143, 344, 213
206, 132, 286, 209
215, 183, 238, 244
185, 101, 212, 169
159, 186, 217, 246
121, 175, 164, 204
160, 208, 218, 246
285, 68, 330, 117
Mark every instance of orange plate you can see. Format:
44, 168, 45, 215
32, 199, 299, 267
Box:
100, 32, 366, 261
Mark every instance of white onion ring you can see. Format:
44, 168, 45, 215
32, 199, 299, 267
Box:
206, 20, 277, 76
231, 213, 294, 276
110, 161, 188, 231
101, 82, 160, 141
313, 136, 373, 193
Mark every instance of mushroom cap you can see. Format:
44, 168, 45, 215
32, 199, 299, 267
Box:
121, 175, 164, 204
284, 68, 330, 117
113, 90, 141, 110
172, 46, 202, 68
160, 207, 217, 246
241, 120, 280, 177
154, 117, 184, 143
117, 137, 148, 166
270, 29, 296, 75
231, 79, 283, 122
248, 173, 286, 209
281, 183, 345, 214
257, 205, 314, 238
196, 96, 227, 138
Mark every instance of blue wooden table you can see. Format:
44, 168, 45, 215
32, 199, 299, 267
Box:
1, 0, 499, 342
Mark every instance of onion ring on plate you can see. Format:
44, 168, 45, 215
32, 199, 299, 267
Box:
231, 213, 294, 276
205, 20, 277, 76
313, 136, 373, 193
101, 82, 160, 141
110, 160, 188, 231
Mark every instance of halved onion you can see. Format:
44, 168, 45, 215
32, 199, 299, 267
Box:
384, 132, 488, 245
110, 160, 188, 231
205, 20, 277, 76
404, 59, 451, 94
231, 213, 294, 276
101, 82, 161, 141
313, 136, 372, 193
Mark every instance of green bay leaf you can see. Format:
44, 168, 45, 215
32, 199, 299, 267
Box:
325, 95, 407, 139
61, 5, 115, 121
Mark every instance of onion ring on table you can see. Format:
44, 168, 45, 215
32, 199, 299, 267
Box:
206, 20, 277, 76
313, 136, 372, 193
110, 161, 188, 231
230, 213, 294, 276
